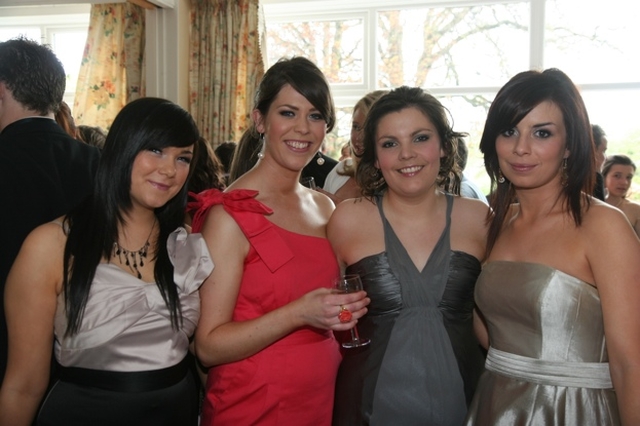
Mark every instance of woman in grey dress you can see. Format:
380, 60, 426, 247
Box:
329, 86, 489, 425
466, 69, 640, 425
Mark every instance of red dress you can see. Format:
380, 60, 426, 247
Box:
190, 189, 342, 426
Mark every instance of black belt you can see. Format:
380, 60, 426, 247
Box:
55, 356, 189, 393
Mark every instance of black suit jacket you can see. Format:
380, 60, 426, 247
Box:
0, 117, 101, 381
302, 152, 338, 189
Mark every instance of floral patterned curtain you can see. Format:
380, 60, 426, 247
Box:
189, 0, 264, 147
73, 3, 145, 130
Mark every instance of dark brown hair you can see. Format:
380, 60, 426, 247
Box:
480, 68, 594, 253
356, 86, 465, 198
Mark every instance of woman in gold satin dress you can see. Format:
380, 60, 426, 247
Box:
466, 69, 640, 425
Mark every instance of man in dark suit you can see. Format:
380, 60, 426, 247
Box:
302, 151, 338, 189
0, 37, 101, 382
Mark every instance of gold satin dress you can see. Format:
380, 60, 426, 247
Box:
466, 261, 620, 425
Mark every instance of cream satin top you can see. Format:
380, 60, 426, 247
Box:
53, 228, 213, 371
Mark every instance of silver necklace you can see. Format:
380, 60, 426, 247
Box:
113, 219, 156, 279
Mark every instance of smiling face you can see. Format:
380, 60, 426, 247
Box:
495, 101, 569, 191
129, 145, 194, 211
605, 164, 635, 198
374, 107, 444, 197
253, 84, 327, 172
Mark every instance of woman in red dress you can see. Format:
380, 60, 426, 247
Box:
191, 57, 370, 426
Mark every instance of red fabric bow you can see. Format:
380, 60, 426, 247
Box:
188, 189, 273, 233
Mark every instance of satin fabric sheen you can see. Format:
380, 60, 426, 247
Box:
333, 193, 485, 426
53, 228, 213, 371
465, 261, 620, 425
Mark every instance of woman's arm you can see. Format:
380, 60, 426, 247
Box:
194, 206, 368, 368
586, 207, 640, 425
0, 223, 64, 426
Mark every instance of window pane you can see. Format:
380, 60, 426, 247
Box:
545, 0, 640, 83
583, 89, 640, 201
0, 27, 41, 42
376, 3, 530, 89
49, 28, 88, 95
324, 105, 352, 159
440, 94, 494, 195
265, 18, 364, 84
582, 89, 640, 156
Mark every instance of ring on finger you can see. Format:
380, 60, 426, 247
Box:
338, 305, 352, 323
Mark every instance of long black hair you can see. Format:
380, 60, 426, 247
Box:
63, 97, 200, 335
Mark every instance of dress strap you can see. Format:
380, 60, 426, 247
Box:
486, 346, 613, 389
50, 218, 70, 235
188, 189, 294, 273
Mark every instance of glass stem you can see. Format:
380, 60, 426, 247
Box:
350, 327, 361, 342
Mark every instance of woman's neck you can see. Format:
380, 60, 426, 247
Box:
606, 194, 625, 208
512, 184, 567, 221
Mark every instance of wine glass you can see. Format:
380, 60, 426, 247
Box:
333, 274, 370, 348
300, 176, 316, 189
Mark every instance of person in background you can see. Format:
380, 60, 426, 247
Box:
228, 126, 262, 184
338, 142, 351, 161
456, 137, 488, 204
603, 154, 640, 237
591, 124, 607, 200
330, 86, 488, 425
301, 146, 338, 189
190, 137, 226, 194
0, 36, 101, 384
54, 101, 80, 140
186, 137, 226, 227
189, 57, 369, 426
320, 90, 388, 204
78, 124, 107, 150
0, 97, 213, 426
466, 69, 640, 425
213, 141, 237, 185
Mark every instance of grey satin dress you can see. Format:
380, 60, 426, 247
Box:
333, 193, 485, 426
465, 261, 620, 425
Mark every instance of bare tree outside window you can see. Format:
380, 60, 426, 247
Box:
262, 0, 640, 198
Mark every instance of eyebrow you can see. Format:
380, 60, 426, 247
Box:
276, 103, 320, 113
532, 122, 556, 128
376, 127, 435, 141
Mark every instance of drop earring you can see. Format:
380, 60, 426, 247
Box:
498, 170, 506, 184
316, 152, 325, 166
258, 133, 265, 159
561, 158, 568, 187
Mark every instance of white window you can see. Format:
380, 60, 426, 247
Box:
263, 0, 640, 194
0, 5, 90, 109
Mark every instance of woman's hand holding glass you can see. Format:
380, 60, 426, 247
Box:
333, 274, 371, 348
294, 285, 369, 332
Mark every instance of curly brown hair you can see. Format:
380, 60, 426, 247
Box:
356, 86, 466, 198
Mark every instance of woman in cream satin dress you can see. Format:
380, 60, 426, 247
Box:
466, 69, 640, 425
